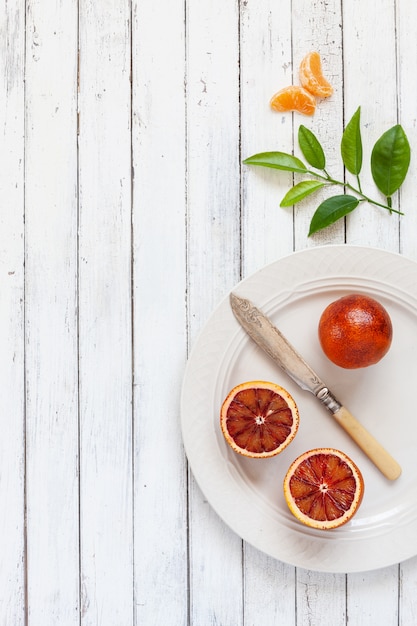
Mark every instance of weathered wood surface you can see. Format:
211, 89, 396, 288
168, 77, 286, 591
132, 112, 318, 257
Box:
1, 0, 416, 623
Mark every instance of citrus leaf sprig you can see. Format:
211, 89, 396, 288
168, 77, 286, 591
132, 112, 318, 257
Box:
243, 106, 411, 235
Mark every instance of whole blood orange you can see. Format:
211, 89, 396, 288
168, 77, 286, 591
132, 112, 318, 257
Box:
318, 293, 393, 369
220, 381, 299, 458
283, 448, 364, 530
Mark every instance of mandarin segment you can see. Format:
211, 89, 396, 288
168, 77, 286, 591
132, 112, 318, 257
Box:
283, 448, 364, 530
299, 51, 333, 98
220, 381, 299, 458
270, 85, 316, 116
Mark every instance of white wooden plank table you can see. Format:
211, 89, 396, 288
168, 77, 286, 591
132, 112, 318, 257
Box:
1, 0, 417, 623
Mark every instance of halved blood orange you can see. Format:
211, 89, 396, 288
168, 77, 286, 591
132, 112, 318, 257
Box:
299, 51, 333, 98
220, 381, 299, 458
270, 85, 316, 116
283, 448, 364, 530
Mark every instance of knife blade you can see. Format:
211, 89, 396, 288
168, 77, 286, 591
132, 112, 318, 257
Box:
230, 292, 401, 480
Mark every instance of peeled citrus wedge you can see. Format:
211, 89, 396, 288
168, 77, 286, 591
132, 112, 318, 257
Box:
299, 51, 333, 98
220, 381, 299, 458
270, 85, 316, 116
283, 448, 364, 530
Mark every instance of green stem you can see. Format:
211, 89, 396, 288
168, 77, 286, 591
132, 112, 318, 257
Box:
307, 170, 404, 216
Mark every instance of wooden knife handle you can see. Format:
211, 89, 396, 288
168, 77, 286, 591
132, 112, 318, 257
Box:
332, 405, 402, 480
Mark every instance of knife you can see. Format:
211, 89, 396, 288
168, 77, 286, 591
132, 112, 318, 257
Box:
230, 293, 402, 480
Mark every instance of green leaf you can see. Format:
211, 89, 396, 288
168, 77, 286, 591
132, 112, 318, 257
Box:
280, 180, 326, 207
371, 125, 411, 196
308, 194, 360, 236
298, 126, 326, 170
243, 151, 308, 174
341, 106, 363, 175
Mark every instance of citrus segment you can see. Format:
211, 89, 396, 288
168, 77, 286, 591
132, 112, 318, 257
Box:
270, 86, 316, 116
220, 381, 299, 458
318, 293, 393, 369
299, 51, 333, 98
283, 448, 364, 530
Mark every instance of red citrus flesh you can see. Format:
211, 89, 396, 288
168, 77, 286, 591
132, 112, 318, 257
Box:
283, 448, 364, 530
220, 381, 299, 458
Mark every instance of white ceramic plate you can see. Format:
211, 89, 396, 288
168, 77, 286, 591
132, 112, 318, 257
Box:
181, 245, 417, 573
